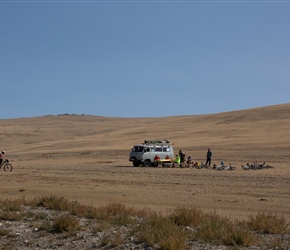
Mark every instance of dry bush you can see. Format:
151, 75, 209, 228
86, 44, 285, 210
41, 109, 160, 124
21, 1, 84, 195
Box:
92, 220, 111, 233
33, 212, 48, 220
169, 206, 203, 227
53, 214, 80, 233
159, 229, 188, 250
33, 195, 97, 219
39, 220, 53, 231
28, 196, 140, 226
95, 203, 136, 226
0, 198, 25, 212
111, 230, 124, 247
0, 211, 24, 221
72, 204, 98, 219
247, 212, 289, 234
195, 212, 257, 247
136, 211, 188, 249
36, 195, 70, 211
96, 203, 133, 217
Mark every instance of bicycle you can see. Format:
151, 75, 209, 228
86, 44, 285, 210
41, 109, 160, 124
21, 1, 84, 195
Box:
0, 159, 13, 171
213, 163, 236, 171
241, 162, 274, 170
193, 162, 212, 169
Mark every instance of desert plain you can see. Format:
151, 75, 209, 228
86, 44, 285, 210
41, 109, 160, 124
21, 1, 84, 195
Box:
0, 103, 290, 223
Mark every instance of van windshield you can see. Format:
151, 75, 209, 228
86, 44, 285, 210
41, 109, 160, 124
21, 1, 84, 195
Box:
132, 146, 144, 152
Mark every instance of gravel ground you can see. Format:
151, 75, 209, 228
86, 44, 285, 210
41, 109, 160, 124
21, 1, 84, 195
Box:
0, 206, 289, 250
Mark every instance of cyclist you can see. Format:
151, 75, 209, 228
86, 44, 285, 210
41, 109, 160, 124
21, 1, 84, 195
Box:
0, 151, 6, 165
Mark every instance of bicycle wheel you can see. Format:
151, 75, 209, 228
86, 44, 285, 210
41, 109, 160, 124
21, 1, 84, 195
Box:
4, 163, 12, 172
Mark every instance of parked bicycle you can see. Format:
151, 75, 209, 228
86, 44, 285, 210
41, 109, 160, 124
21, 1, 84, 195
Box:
193, 162, 212, 169
241, 162, 274, 170
0, 159, 13, 171
213, 162, 236, 171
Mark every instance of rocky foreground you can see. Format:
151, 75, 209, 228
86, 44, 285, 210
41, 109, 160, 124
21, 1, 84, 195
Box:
0, 205, 289, 250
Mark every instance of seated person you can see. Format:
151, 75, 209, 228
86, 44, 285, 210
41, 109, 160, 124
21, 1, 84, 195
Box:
154, 155, 160, 162
154, 155, 161, 167
187, 155, 193, 164
174, 154, 180, 164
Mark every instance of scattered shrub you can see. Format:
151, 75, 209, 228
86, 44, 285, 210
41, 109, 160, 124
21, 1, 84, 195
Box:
95, 203, 135, 226
53, 214, 80, 233
33, 212, 48, 220
159, 228, 188, 250
247, 212, 289, 234
0, 211, 23, 221
0, 198, 24, 212
71, 203, 97, 218
170, 206, 203, 227
0, 195, 288, 249
39, 220, 53, 231
136, 211, 188, 249
36, 195, 70, 212
111, 230, 124, 247
195, 212, 257, 247
94, 222, 111, 234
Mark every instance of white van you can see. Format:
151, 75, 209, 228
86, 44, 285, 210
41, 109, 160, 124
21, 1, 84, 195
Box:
129, 140, 175, 167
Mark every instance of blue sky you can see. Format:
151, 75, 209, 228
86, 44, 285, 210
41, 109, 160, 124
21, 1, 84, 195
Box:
1, 0, 289, 119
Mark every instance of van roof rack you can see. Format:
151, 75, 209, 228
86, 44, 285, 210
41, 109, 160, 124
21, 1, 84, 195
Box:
144, 140, 171, 145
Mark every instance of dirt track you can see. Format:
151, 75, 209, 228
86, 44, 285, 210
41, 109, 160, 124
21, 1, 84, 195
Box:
1, 104, 290, 222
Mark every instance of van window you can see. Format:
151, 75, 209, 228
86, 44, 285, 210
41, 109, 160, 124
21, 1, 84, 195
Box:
154, 147, 162, 152
163, 147, 170, 152
133, 146, 144, 152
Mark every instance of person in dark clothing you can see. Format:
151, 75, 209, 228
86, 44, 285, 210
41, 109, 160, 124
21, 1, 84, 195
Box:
0, 151, 5, 166
179, 149, 186, 168
205, 148, 212, 166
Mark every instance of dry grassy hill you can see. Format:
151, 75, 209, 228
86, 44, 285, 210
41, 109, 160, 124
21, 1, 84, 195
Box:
1, 103, 290, 221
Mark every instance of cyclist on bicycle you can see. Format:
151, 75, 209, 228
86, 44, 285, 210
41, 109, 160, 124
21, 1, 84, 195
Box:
0, 151, 6, 165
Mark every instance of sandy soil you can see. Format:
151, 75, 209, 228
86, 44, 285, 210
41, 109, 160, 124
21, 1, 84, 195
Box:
1, 103, 290, 222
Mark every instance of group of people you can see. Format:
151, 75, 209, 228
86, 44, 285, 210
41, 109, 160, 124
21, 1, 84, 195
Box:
176, 148, 212, 168
154, 148, 213, 168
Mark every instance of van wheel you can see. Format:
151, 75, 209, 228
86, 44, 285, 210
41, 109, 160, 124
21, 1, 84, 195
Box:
144, 159, 151, 167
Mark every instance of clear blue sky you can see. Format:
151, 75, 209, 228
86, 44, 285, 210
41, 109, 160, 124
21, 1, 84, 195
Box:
1, 0, 289, 119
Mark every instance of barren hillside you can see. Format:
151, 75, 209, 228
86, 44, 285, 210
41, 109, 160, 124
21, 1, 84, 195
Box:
0, 103, 290, 221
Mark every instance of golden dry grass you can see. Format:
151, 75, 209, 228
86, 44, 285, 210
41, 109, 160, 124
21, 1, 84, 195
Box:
1, 103, 290, 222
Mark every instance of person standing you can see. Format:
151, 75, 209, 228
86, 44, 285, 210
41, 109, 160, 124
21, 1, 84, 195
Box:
205, 148, 212, 166
179, 149, 186, 168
